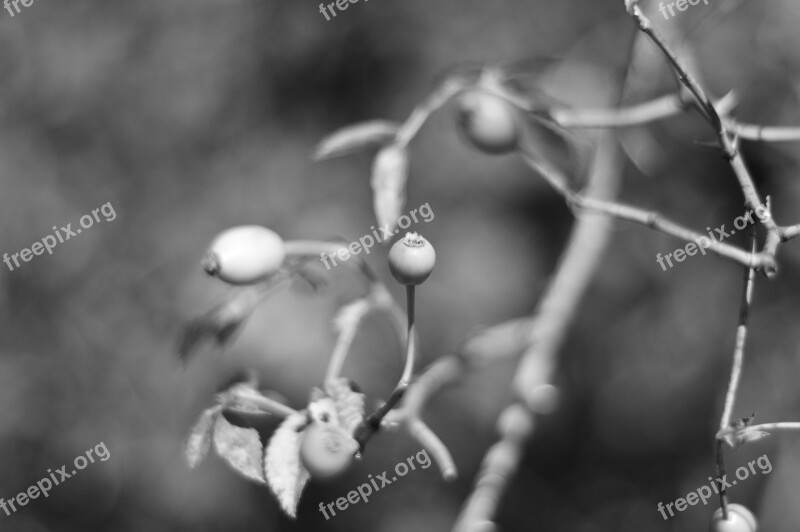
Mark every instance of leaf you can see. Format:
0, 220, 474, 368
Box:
264, 412, 311, 518
370, 143, 409, 234
185, 406, 222, 468
324, 378, 366, 433
212, 415, 266, 485
314, 120, 401, 160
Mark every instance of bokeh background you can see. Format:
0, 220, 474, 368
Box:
3, 0, 800, 530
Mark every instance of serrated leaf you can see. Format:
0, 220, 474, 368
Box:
185, 406, 222, 469
314, 120, 401, 160
324, 378, 365, 433
264, 412, 311, 518
370, 143, 408, 234
212, 415, 266, 485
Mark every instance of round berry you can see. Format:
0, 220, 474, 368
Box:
203, 225, 285, 285
456, 90, 520, 155
299, 423, 357, 479
388, 232, 436, 286
710, 504, 758, 532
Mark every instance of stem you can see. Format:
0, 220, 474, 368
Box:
401, 285, 416, 386
715, 439, 729, 520
519, 147, 776, 274
353, 284, 419, 451
729, 122, 800, 143
324, 304, 365, 383
625, 2, 782, 273
230, 389, 298, 418
715, 235, 756, 520
396, 78, 466, 147
745, 422, 800, 432
549, 93, 688, 128
719, 236, 757, 431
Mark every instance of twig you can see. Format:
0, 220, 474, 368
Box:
452, 126, 625, 532
624, 0, 782, 275
520, 145, 776, 274
719, 237, 757, 430
715, 235, 757, 518
743, 422, 800, 432
549, 93, 688, 128
228, 388, 298, 418
728, 122, 800, 143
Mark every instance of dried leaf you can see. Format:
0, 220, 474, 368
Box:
370, 143, 409, 234
264, 412, 311, 518
185, 406, 222, 468
325, 378, 365, 433
213, 415, 266, 485
314, 120, 401, 160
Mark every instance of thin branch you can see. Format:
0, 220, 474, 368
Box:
729, 122, 800, 143
625, 1, 782, 274
714, 235, 756, 518
520, 146, 776, 274
744, 422, 800, 432
452, 128, 626, 532
400, 285, 417, 386
715, 440, 729, 520
719, 237, 757, 431
549, 93, 687, 128
396, 77, 467, 147
228, 388, 298, 418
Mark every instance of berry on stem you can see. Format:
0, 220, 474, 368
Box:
203, 225, 286, 285
299, 423, 358, 479
710, 503, 757, 532
456, 89, 520, 155
388, 232, 436, 286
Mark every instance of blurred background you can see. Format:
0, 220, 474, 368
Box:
3, 0, 800, 530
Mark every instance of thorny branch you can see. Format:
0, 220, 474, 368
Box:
715, 236, 757, 519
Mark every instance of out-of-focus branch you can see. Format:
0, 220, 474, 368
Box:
450, 127, 624, 532
549, 93, 688, 128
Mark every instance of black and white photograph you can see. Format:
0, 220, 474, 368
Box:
2, 1, 800, 530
